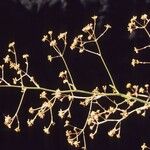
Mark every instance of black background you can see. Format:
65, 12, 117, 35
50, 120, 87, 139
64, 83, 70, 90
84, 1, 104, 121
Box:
0, 0, 150, 150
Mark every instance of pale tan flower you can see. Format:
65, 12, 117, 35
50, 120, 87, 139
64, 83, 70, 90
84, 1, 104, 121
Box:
43, 126, 50, 134
126, 83, 132, 88
66, 130, 72, 137
47, 55, 53, 62
139, 87, 145, 93
27, 119, 34, 127
59, 70, 67, 78
134, 47, 139, 53
55, 89, 61, 99
131, 59, 139, 67
141, 14, 148, 20
42, 35, 48, 42
13, 77, 18, 84
48, 31, 53, 35
22, 54, 29, 59
50, 40, 57, 47
40, 91, 47, 99
141, 143, 148, 150
127, 22, 136, 33
58, 32, 67, 40
73, 141, 80, 147
58, 109, 65, 119
3, 55, 11, 63
89, 133, 94, 139
4, 115, 12, 128
91, 16, 98, 20
105, 24, 112, 29
8, 42, 15, 48
29, 107, 34, 114
38, 110, 45, 119
64, 120, 69, 127
15, 127, 21, 132
70, 37, 79, 50
131, 16, 137, 22
108, 128, 116, 137
82, 23, 93, 32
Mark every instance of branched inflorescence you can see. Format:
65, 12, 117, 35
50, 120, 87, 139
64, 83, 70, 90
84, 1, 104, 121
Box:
128, 14, 150, 67
1, 15, 150, 150
127, 14, 150, 150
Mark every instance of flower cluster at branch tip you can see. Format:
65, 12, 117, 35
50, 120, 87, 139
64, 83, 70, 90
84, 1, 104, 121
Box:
128, 14, 150, 67
70, 16, 111, 54
128, 14, 149, 33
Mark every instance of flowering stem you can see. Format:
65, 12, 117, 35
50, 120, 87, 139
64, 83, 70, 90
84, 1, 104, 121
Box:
61, 55, 76, 90
95, 40, 118, 92
14, 88, 27, 116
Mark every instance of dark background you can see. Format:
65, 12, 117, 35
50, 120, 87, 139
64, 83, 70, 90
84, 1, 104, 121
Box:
0, 0, 150, 150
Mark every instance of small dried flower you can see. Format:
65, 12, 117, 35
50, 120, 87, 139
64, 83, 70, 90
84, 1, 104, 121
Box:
139, 87, 145, 93
47, 55, 53, 62
108, 128, 116, 137
141, 111, 146, 117
48, 31, 53, 35
29, 107, 34, 114
15, 127, 20, 132
82, 23, 93, 32
55, 89, 61, 99
120, 111, 128, 118
50, 40, 57, 47
27, 119, 34, 127
73, 141, 80, 147
22, 54, 29, 59
131, 16, 137, 22
13, 77, 18, 84
58, 109, 65, 119
40, 91, 47, 99
64, 120, 69, 127
126, 83, 132, 88
136, 109, 142, 114
9, 62, 20, 70
127, 21, 136, 33
67, 139, 74, 146
68, 95, 73, 101
8, 42, 15, 48
141, 14, 148, 20
59, 70, 67, 78
108, 106, 115, 113
43, 126, 50, 134
70, 37, 79, 50
4, 115, 12, 128
105, 24, 112, 29
38, 110, 45, 119
134, 47, 139, 53
131, 59, 139, 67
66, 130, 72, 137
145, 84, 149, 88
58, 32, 67, 40
141, 143, 148, 150
89, 133, 94, 139
116, 133, 121, 139
42, 35, 48, 42
42, 102, 48, 108
3, 55, 11, 63
91, 16, 98, 20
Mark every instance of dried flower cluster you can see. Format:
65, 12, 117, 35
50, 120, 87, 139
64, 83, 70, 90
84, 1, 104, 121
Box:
1, 15, 150, 150
128, 14, 150, 67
